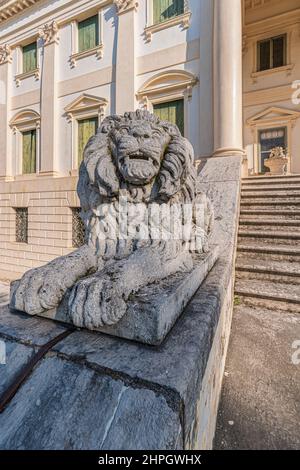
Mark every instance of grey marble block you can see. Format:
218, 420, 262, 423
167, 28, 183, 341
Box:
10, 246, 218, 346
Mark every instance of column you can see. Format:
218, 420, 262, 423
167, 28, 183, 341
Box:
213, 0, 244, 157
114, 0, 138, 114
0, 44, 12, 179
38, 21, 59, 176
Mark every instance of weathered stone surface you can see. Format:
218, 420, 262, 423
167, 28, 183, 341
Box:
0, 307, 69, 347
24, 247, 218, 345
11, 111, 215, 339
0, 340, 33, 396
197, 156, 242, 257
0, 356, 182, 450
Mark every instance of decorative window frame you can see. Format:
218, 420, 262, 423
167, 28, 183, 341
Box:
247, 26, 295, 84
137, 69, 198, 137
9, 109, 41, 177
247, 107, 300, 174
64, 93, 108, 172
14, 38, 40, 87
70, 10, 103, 68
144, 0, 191, 42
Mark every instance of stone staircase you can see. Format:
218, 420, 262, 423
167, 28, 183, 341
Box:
235, 175, 300, 313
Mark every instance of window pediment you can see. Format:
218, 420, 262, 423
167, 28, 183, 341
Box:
10, 109, 40, 132
64, 94, 108, 121
247, 106, 300, 127
137, 70, 198, 105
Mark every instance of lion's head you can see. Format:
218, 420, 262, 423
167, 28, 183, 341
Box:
78, 110, 197, 212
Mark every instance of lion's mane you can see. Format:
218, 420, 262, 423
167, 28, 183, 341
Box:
77, 110, 213, 258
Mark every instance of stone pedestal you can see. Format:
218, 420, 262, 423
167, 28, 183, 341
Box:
265, 157, 289, 176
11, 248, 219, 346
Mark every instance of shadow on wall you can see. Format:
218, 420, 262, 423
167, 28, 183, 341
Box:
185, 0, 213, 158
104, 4, 118, 114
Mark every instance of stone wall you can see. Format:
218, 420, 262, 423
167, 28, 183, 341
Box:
0, 177, 78, 279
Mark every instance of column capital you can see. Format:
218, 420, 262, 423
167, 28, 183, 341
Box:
0, 44, 12, 65
39, 20, 59, 46
114, 0, 138, 15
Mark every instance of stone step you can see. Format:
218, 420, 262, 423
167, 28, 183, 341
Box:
242, 175, 300, 184
235, 279, 300, 313
240, 199, 300, 208
236, 258, 300, 284
239, 225, 300, 235
239, 219, 300, 227
238, 230, 300, 246
240, 210, 300, 220
241, 191, 300, 199
242, 184, 300, 192
237, 243, 300, 262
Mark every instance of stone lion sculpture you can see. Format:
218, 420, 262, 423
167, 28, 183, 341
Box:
11, 110, 214, 330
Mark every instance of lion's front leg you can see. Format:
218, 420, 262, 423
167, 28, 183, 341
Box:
10, 245, 99, 315
68, 245, 193, 329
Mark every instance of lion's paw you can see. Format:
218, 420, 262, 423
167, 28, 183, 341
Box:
68, 273, 128, 330
11, 266, 70, 315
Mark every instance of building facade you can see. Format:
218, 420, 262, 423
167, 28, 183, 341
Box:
0, 0, 299, 278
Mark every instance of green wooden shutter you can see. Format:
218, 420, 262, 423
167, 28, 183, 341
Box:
153, 0, 184, 24
78, 117, 98, 164
23, 42, 37, 73
153, 99, 184, 136
22, 130, 36, 174
78, 15, 99, 53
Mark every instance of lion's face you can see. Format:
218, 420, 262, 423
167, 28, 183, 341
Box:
110, 120, 171, 185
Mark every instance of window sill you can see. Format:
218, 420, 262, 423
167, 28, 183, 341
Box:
15, 68, 40, 87
70, 44, 104, 68
14, 174, 38, 181
251, 64, 294, 83
144, 11, 191, 43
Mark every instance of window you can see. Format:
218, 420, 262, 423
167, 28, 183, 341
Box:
78, 15, 99, 53
22, 129, 36, 174
154, 99, 184, 136
77, 117, 98, 164
153, 0, 184, 24
257, 35, 286, 72
71, 208, 85, 248
22, 42, 37, 73
15, 208, 28, 243
259, 128, 286, 173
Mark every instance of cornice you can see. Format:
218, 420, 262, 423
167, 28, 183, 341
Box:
244, 8, 300, 37
0, 0, 41, 24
